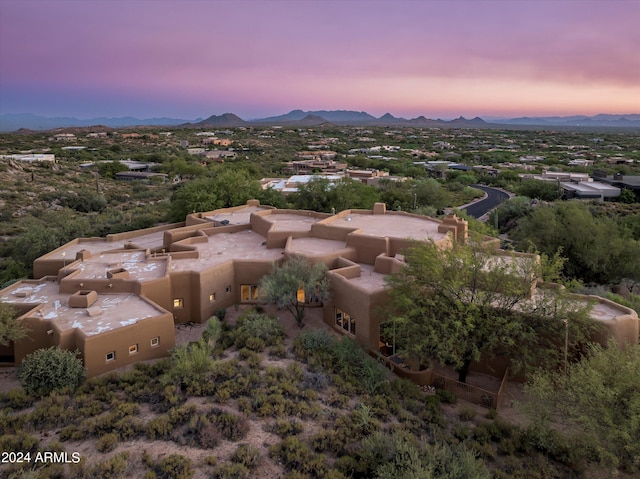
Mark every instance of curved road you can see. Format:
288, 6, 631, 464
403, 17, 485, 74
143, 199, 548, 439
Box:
461, 185, 510, 219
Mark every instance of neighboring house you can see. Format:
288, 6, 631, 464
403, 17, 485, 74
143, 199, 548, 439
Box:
282, 159, 347, 175
1, 154, 56, 163
1, 201, 637, 378
49, 133, 76, 141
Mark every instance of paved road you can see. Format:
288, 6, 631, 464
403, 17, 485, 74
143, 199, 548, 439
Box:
462, 185, 510, 219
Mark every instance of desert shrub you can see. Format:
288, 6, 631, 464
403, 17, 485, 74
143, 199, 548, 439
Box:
156, 454, 193, 479
212, 462, 249, 479
26, 393, 72, 429
230, 443, 261, 468
18, 347, 85, 396
0, 411, 26, 435
436, 389, 457, 404
269, 436, 328, 477
203, 316, 223, 350
232, 310, 285, 350
0, 388, 34, 410
292, 329, 335, 361
0, 432, 39, 454
165, 340, 213, 390
458, 406, 477, 421
452, 424, 474, 441
146, 415, 173, 440
59, 424, 88, 442
209, 409, 250, 441
196, 420, 223, 449
90, 452, 130, 479
389, 377, 422, 401
268, 343, 288, 358
96, 432, 119, 453
269, 418, 304, 438
216, 308, 227, 321
238, 348, 262, 368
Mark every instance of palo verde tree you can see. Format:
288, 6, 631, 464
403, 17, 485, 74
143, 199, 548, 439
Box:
258, 255, 330, 328
383, 240, 595, 382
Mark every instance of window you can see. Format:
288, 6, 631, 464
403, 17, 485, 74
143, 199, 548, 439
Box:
335, 308, 356, 335
150, 337, 159, 348
209, 293, 216, 303
296, 288, 305, 303
225, 286, 232, 294
241, 284, 261, 302
129, 344, 138, 355
105, 351, 115, 362
173, 298, 183, 308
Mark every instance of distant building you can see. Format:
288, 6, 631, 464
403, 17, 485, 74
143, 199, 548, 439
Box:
49, 133, 76, 141
1, 153, 56, 163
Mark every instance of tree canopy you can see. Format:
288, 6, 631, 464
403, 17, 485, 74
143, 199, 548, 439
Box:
383, 241, 595, 382
258, 256, 330, 328
168, 169, 262, 221
0, 302, 29, 347
525, 342, 640, 473
511, 201, 640, 285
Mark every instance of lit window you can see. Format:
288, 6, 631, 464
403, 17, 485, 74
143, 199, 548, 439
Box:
209, 293, 216, 303
173, 298, 183, 308
296, 289, 305, 303
150, 337, 159, 347
106, 351, 115, 362
241, 285, 261, 302
335, 308, 356, 335
129, 344, 138, 355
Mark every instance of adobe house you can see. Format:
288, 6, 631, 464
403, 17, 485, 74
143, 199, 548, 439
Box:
1, 201, 638, 377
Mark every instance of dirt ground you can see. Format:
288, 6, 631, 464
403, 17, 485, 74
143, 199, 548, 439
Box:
2, 304, 534, 478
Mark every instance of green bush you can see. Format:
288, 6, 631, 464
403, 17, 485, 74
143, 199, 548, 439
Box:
230, 443, 261, 468
90, 451, 130, 479
165, 340, 213, 390
232, 309, 285, 350
0, 388, 34, 410
96, 432, 119, 453
269, 436, 328, 477
156, 454, 193, 479
212, 462, 249, 479
18, 347, 85, 396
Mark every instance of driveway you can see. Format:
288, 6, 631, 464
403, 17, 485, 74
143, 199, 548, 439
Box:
462, 185, 510, 219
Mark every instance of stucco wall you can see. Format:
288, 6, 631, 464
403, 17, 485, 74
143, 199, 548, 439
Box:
78, 312, 174, 376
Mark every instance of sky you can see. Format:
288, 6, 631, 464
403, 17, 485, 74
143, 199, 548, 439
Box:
1, 0, 639, 120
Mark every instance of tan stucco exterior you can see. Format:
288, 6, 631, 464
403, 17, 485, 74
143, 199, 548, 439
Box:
1, 201, 637, 377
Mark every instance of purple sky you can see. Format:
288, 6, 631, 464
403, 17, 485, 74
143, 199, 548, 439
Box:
1, 0, 639, 119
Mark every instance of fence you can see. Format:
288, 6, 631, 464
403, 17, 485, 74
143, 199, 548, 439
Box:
433, 367, 510, 410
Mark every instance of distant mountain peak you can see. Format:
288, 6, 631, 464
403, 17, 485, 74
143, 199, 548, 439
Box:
198, 113, 246, 126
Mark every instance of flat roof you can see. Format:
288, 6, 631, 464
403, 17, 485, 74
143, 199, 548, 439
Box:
589, 302, 629, 322
203, 205, 270, 225
170, 230, 282, 272
287, 237, 353, 256
344, 263, 387, 290
73, 251, 167, 282
52, 230, 167, 258
1, 281, 166, 336
263, 213, 321, 232
327, 213, 446, 241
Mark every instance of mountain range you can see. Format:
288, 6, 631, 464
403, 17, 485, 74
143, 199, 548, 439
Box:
1, 111, 639, 132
